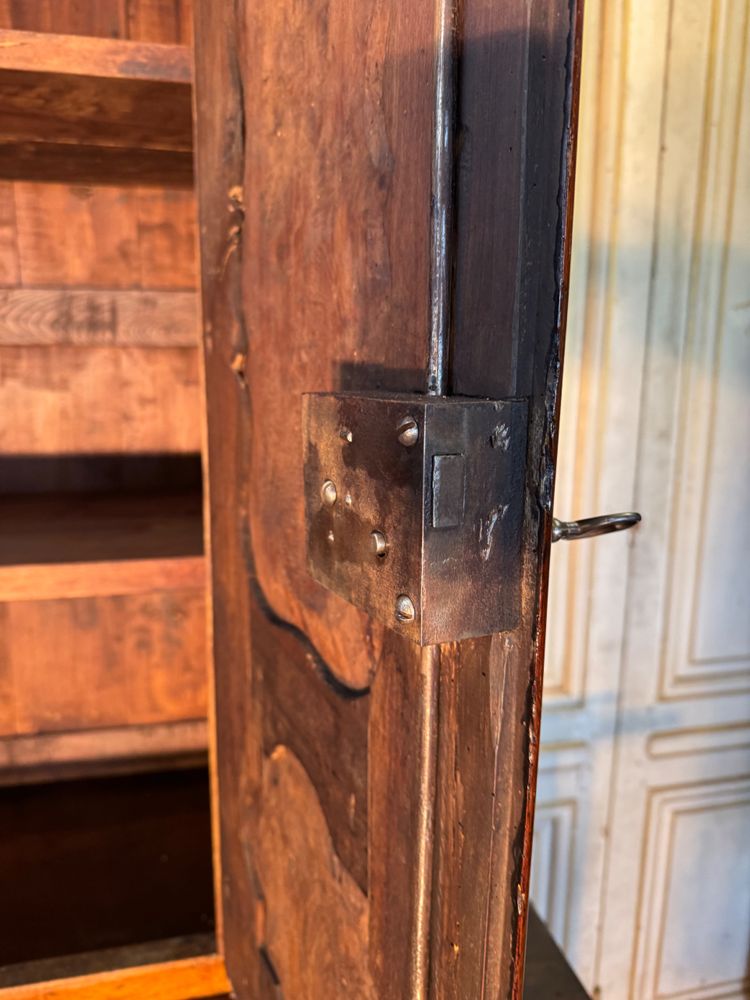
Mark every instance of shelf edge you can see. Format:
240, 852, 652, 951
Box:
0, 555, 206, 602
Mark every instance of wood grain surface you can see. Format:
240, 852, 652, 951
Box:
0, 30, 191, 82
0, 556, 205, 602
0, 29, 193, 187
0, 345, 200, 454
195, 1, 440, 994
237, 0, 438, 693
193, 3, 262, 993
195, 0, 583, 997
0, 3, 213, 994
0, 719, 208, 786
430, 6, 584, 996
0, 956, 227, 1000
0, 73, 189, 152
0, 140, 194, 188
0, 587, 207, 737
7, 183, 197, 288
255, 601, 370, 893
0, 289, 197, 346
0, 1, 194, 45
257, 746, 377, 999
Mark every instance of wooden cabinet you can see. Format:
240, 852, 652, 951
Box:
0, 29, 193, 187
0, 7, 207, 785
0, 492, 207, 783
0, 0, 590, 997
0, 4, 224, 995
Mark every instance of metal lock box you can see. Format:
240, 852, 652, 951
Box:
303, 392, 527, 645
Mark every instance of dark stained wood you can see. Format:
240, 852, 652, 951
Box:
195, 0, 441, 994
256, 602, 370, 893
0, 490, 202, 568
0, 142, 193, 189
430, 5, 585, 997
235, 0, 438, 693
192, 3, 261, 993
430, 634, 526, 995
196, 0, 583, 997
368, 639, 438, 998
256, 746, 377, 999
0, 455, 202, 497
0, 768, 214, 969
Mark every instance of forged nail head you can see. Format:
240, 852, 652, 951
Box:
395, 594, 416, 623
370, 530, 387, 557
321, 479, 337, 506
397, 417, 419, 448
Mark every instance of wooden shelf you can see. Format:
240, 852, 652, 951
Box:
0, 769, 215, 976
0, 936, 219, 992
0, 30, 193, 187
0, 491, 208, 749
0, 491, 204, 601
0, 31, 192, 82
0, 720, 208, 787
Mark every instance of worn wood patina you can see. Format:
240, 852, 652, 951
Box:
194, 0, 583, 995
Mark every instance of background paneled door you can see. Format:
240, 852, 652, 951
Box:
532, 0, 750, 997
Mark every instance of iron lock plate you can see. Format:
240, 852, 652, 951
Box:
303, 392, 527, 645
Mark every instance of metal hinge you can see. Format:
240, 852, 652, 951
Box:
303, 391, 527, 645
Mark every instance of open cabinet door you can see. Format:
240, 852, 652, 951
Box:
193, 1, 584, 997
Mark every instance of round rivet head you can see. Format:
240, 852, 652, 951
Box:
395, 594, 416, 623
397, 417, 419, 447
370, 530, 388, 557
321, 479, 337, 506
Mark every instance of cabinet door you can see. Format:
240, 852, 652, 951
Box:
193, 1, 583, 996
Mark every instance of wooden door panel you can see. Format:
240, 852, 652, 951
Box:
252, 601, 369, 893
238, 0, 438, 693
256, 745, 375, 999
194, 1, 583, 997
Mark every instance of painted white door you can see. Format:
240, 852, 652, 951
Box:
532, 1, 750, 998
